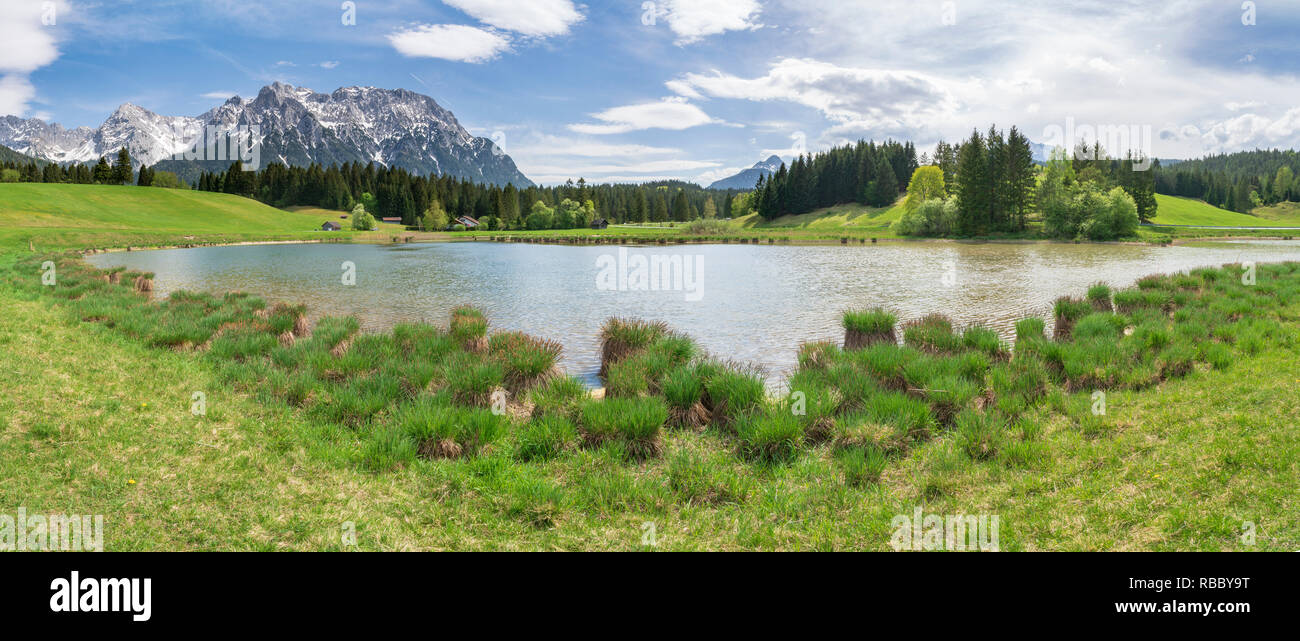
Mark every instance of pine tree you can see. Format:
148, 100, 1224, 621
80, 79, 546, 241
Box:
111, 148, 133, 185
93, 157, 113, 184
956, 129, 990, 236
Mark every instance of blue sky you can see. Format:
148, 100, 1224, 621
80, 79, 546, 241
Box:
4, 0, 1299, 185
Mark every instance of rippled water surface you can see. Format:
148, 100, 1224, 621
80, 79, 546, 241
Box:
89, 239, 1300, 385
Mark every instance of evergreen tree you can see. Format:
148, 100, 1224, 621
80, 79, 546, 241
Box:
92, 157, 113, 184
956, 129, 990, 236
112, 147, 133, 185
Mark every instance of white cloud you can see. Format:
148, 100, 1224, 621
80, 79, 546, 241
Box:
201, 91, 238, 100
508, 136, 683, 158
658, 0, 763, 44
0, 75, 37, 117
569, 98, 720, 135
1185, 108, 1300, 153
670, 58, 959, 134
0, 0, 65, 116
274, 60, 297, 67
388, 24, 511, 63
442, 0, 584, 37
318, 61, 340, 69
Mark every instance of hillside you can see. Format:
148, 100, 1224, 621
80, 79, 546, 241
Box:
1150, 194, 1300, 227
736, 200, 907, 235
0, 143, 44, 166
0, 183, 334, 252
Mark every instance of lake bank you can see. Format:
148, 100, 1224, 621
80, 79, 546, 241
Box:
88, 239, 1300, 386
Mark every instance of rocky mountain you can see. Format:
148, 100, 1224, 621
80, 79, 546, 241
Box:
0, 142, 46, 166
0, 83, 532, 187
707, 155, 785, 191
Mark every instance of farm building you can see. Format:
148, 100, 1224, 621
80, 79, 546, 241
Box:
321, 221, 341, 231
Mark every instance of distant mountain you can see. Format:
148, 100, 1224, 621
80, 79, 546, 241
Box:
708, 155, 785, 191
1029, 141, 1053, 163
0, 83, 532, 187
0, 142, 45, 166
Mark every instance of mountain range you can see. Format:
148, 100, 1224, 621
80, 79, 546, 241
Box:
707, 155, 785, 191
0, 83, 532, 187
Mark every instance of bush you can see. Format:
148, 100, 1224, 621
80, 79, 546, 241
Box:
895, 197, 958, 237
683, 218, 731, 236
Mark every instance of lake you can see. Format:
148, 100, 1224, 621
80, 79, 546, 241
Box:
89, 239, 1300, 386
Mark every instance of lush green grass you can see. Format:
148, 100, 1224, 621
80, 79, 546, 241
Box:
0, 183, 418, 253
1251, 201, 1300, 225
737, 200, 906, 233
1149, 194, 1300, 228
4, 182, 1300, 550
4, 253, 1299, 549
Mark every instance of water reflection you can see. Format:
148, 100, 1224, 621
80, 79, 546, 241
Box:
89, 240, 1300, 385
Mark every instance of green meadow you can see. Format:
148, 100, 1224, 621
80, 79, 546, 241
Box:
3, 246, 1297, 550
2, 183, 1299, 550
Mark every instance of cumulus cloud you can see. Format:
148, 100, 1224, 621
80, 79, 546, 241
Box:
201, 91, 239, 100
442, 0, 584, 38
387, 24, 511, 63
0, 0, 64, 116
669, 58, 958, 133
656, 0, 763, 44
0, 75, 38, 117
1189, 108, 1300, 153
569, 98, 721, 135
318, 61, 340, 69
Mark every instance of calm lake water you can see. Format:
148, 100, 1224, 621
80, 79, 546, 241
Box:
89, 239, 1300, 386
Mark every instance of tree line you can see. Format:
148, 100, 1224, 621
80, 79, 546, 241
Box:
191, 162, 745, 230
1153, 149, 1299, 212
747, 140, 919, 220
0, 147, 187, 189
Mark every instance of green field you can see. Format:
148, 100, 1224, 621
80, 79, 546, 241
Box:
1150, 194, 1300, 228
2, 182, 1300, 551
737, 201, 907, 234
0, 183, 341, 254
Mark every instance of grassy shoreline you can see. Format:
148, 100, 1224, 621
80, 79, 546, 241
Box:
3, 245, 1298, 550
